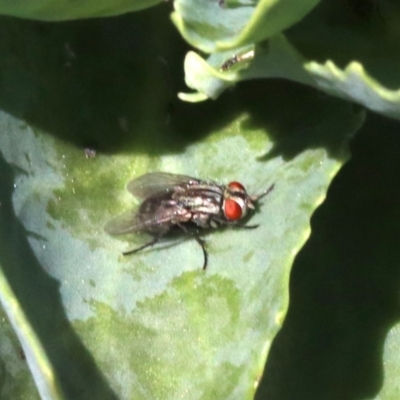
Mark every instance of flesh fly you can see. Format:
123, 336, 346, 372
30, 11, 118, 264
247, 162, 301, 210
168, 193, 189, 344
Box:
106, 172, 274, 269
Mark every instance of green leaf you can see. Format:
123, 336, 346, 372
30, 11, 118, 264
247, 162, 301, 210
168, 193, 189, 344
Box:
181, 35, 400, 121
171, 0, 320, 53
0, 0, 161, 20
179, 36, 313, 101
0, 301, 40, 399
178, 1, 400, 122
0, 268, 63, 398
0, 9, 363, 400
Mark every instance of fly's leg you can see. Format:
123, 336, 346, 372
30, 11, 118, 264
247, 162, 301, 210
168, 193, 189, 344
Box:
233, 224, 259, 230
176, 223, 208, 270
221, 221, 259, 229
253, 183, 275, 202
123, 236, 161, 256
194, 235, 208, 270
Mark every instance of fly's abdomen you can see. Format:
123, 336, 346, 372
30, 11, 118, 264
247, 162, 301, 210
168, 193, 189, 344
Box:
136, 196, 191, 234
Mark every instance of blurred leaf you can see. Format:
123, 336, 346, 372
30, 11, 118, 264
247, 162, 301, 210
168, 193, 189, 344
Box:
0, 266, 63, 399
0, 9, 364, 399
179, 36, 313, 101
171, 0, 320, 53
179, 0, 400, 123
0, 0, 162, 20
0, 304, 40, 399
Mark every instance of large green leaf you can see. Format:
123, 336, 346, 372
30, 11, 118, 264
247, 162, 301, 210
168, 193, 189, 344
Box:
0, 9, 364, 399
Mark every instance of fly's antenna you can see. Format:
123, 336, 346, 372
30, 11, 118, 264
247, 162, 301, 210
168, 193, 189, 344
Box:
251, 183, 275, 202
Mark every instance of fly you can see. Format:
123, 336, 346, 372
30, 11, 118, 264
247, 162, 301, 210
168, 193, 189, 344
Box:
105, 172, 274, 270
220, 50, 255, 71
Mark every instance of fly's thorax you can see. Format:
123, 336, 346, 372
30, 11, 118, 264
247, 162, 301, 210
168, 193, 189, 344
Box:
172, 185, 223, 216
223, 181, 255, 221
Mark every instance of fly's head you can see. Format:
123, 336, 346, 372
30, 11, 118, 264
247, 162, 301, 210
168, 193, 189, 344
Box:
222, 181, 254, 222
223, 181, 275, 222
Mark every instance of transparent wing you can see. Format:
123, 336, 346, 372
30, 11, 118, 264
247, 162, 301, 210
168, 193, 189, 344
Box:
126, 172, 201, 199
105, 202, 186, 236
104, 208, 141, 235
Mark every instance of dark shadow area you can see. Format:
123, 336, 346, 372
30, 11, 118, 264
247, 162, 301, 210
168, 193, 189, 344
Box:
0, 7, 360, 161
256, 113, 400, 399
0, 6, 198, 155
236, 80, 361, 161
174, 79, 358, 162
0, 154, 118, 399
0, 6, 254, 156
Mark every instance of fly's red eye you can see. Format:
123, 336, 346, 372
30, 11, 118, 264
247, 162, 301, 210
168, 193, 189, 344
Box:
228, 181, 245, 191
224, 198, 243, 221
